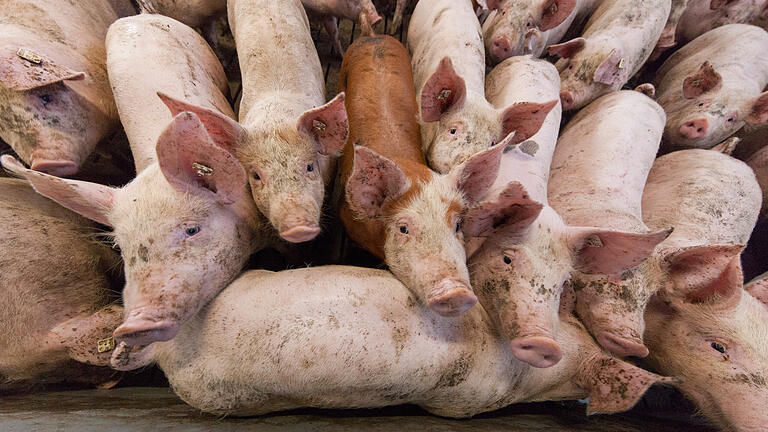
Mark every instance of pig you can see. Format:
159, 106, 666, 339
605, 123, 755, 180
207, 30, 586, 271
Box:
548, 90, 668, 358
746, 274, 768, 306
746, 144, 768, 216
465, 61, 670, 368
641, 149, 767, 432
133, 0, 227, 48
338, 35, 512, 317
0, 0, 134, 176
481, 0, 601, 63
1, 14, 273, 348
407, 0, 557, 174
301, 0, 383, 56
547, 0, 671, 110
109, 266, 672, 417
653, 24, 768, 151
0, 178, 124, 392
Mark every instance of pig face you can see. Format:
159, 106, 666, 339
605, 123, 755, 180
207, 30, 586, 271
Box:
0, 47, 111, 176
1, 112, 256, 347
676, 0, 762, 45
645, 245, 768, 432
483, 0, 577, 61
421, 57, 556, 173
345, 144, 509, 317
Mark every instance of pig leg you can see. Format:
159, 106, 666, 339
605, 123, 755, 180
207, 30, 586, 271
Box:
323, 16, 344, 57
392, 0, 406, 34
359, 0, 383, 36
48, 304, 124, 366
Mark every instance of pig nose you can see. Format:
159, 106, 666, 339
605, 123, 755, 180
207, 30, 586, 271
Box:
30, 159, 78, 176
510, 336, 563, 368
427, 279, 477, 317
491, 36, 512, 62
113, 316, 179, 346
279, 225, 321, 243
560, 91, 575, 110
597, 331, 649, 358
679, 118, 708, 138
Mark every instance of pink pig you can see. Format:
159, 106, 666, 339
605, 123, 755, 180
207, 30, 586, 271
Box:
0, 0, 135, 176
747, 144, 768, 216
133, 0, 227, 47
642, 148, 767, 432
407, 0, 556, 174
301, 0, 383, 56
2, 14, 273, 348
547, 0, 670, 110
549, 90, 669, 358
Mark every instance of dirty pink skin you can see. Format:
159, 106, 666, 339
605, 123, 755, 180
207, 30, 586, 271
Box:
653, 24, 768, 151
301, 0, 383, 55
746, 275, 768, 307
641, 149, 767, 432
547, 0, 670, 110
549, 90, 668, 359
109, 266, 672, 417
0, 178, 124, 391
1, 14, 272, 349
481, 0, 600, 63
464, 61, 669, 369
407, 0, 556, 174
746, 144, 768, 216
228, 0, 349, 243
134, 0, 227, 46
0, 0, 135, 176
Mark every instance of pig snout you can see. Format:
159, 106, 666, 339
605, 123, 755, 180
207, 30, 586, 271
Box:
491, 36, 513, 62
560, 91, 575, 111
113, 307, 180, 347
272, 196, 321, 243
510, 335, 563, 368
30, 159, 79, 177
597, 331, 649, 358
679, 118, 709, 139
427, 278, 478, 317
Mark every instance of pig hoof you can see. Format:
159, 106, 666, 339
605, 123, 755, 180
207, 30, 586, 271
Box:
113, 320, 179, 346
30, 159, 78, 176
279, 225, 321, 243
427, 282, 477, 317
510, 336, 563, 368
597, 332, 649, 358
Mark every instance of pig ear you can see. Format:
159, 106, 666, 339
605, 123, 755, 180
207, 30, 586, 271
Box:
568, 226, 673, 274
500, 100, 558, 144
1, 155, 115, 226
346, 146, 409, 218
156, 112, 246, 205
111, 341, 156, 371
575, 355, 676, 415
539, 0, 577, 31
662, 244, 744, 307
745, 277, 768, 308
421, 57, 467, 122
297, 92, 349, 155
451, 138, 509, 204
682, 61, 722, 99
634, 83, 656, 98
463, 181, 543, 237
0, 47, 86, 91
48, 304, 123, 367
593, 49, 629, 85
157, 92, 244, 154
745, 91, 768, 125
482, 0, 499, 10
711, 136, 740, 155
547, 37, 585, 58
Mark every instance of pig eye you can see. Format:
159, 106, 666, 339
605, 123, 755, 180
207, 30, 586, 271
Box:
450, 128, 457, 135
727, 116, 734, 123
39, 94, 52, 105
710, 342, 726, 354
455, 221, 461, 233
185, 226, 200, 236
698, 103, 704, 107
490, 141, 496, 147
399, 225, 409, 235
252, 172, 261, 181
568, 65, 573, 70
503, 255, 512, 265
306, 163, 314, 173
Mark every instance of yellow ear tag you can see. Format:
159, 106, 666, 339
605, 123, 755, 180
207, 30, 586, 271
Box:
97, 337, 115, 353
192, 162, 213, 177
17, 48, 43, 64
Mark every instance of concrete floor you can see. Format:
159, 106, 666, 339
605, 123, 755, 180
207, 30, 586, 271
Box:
0, 387, 716, 432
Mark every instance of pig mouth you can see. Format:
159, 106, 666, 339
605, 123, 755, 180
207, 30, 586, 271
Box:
427, 279, 478, 317
30, 158, 79, 176
279, 224, 321, 243
596, 331, 649, 358
113, 318, 180, 347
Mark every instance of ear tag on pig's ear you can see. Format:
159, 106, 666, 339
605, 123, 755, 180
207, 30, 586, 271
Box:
16, 48, 42, 64
192, 162, 213, 177
618, 58, 625, 69
438, 89, 452, 101
97, 337, 115, 353
312, 119, 326, 131
584, 234, 603, 248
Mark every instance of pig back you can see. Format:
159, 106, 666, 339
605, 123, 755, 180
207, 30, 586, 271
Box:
550, 91, 665, 231
642, 149, 761, 249
106, 14, 233, 173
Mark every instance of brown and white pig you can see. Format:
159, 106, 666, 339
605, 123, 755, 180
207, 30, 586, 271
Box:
301, 0, 383, 56
654, 24, 768, 151
109, 265, 672, 417
213, 0, 348, 243
0, 178, 123, 392
133, 0, 227, 47
641, 149, 768, 432
1, 14, 272, 348
407, 0, 556, 174
747, 144, 768, 216
338, 35, 511, 317
547, 0, 671, 110
481, 0, 601, 63
548, 90, 668, 358
465, 62, 669, 368
0, 0, 134, 176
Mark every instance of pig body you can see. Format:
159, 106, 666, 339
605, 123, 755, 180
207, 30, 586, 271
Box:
654, 24, 768, 150
135, 0, 226, 30
0, 178, 123, 391
641, 149, 767, 432
407, 0, 556, 174
548, 0, 671, 110
0, 0, 133, 176
301, 0, 382, 56
2, 14, 272, 348
110, 266, 670, 417
747, 144, 768, 216
482, 0, 601, 63
548, 90, 667, 358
